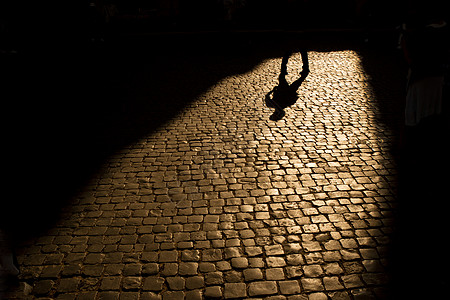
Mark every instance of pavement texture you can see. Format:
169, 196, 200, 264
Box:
2, 34, 449, 299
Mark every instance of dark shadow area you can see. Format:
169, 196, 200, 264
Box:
390, 117, 450, 299
388, 48, 450, 300
357, 12, 450, 298
94, 0, 405, 33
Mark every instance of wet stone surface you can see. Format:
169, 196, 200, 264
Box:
11, 48, 399, 299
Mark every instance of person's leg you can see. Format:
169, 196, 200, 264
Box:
278, 52, 292, 86
291, 50, 309, 91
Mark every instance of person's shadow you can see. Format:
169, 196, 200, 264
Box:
265, 50, 309, 120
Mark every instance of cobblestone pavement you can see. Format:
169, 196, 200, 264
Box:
9, 47, 401, 299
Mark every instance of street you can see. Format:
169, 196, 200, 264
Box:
3, 33, 448, 299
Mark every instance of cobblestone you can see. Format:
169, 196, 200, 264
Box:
9, 44, 401, 299
248, 281, 278, 296
223, 283, 247, 299
204, 287, 221, 299
279, 280, 302, 295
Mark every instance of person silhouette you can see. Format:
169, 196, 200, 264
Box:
265, 50, 309, 121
